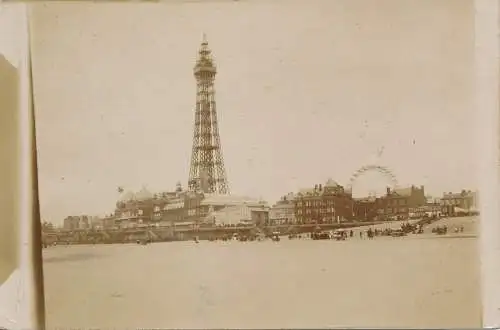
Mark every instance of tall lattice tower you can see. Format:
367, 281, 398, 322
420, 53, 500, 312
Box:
188, 35, 230, 194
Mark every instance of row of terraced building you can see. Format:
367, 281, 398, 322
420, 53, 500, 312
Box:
269, 179, 479, 225
61, 180, 478, 230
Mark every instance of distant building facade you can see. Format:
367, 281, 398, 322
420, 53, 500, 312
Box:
152, 194, 185, 224
410, 196, 442, 218
374, 185, 426, 219
205, 204, 269, 227
112, 183, 269, 228
440, 190, 478, 215
114, 183, 189, 228
353, 196, 378, 221
114, 186, 155, 228
184, 191, 206, 221
89, 216, 104, 229
250, 205, 270, 227
63, 216, 77, 230
269, 193, 296, 225
63, 215, 90, 230
294, 179, 354, 224
102, 215, 117, 229
202, 195, 269, 226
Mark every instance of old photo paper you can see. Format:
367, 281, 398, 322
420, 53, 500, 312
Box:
0, 23, 20, 289
20, 0, 499, 328
479, 0, 500, 326
0, 3, 42, 330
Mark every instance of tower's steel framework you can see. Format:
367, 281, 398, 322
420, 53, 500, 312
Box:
188, 36, 230, 194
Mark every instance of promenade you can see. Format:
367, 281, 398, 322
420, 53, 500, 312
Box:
44, 220, 390, 245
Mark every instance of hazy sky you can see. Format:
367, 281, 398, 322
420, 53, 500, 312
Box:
30, 0, 477, 223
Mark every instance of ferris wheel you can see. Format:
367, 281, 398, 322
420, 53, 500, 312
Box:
347, 165, 398, 193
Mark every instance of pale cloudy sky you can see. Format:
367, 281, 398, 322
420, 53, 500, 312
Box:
30, 0, 477, 223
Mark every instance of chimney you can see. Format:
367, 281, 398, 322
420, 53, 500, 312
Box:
314, 184, 318, 191
319, 184, 322, 191
386, 187, 391, 195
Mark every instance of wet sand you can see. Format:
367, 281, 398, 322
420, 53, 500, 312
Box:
43, 217, 481, 329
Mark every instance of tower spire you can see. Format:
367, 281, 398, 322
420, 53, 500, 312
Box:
188, 38, 230, 195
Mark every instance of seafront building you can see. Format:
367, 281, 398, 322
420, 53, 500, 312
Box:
353, 196, 378, 221
374, 186, 426, 219
262, 179, 429, 224
107, 182, 269, 229
58, 175, 480, 231
293, 179, 354, 224
204, 202, 269, 227
269, 193, 297, 225
351, 186, 427, 221
410, 196, 442, 218
351, 186, 480, 220
63, 215, 91, 230
285, 181, 429, 223
59, 183, 479, 231
201, 194, 269, 226
440, 190, 479, 214
113, 183, 192, 229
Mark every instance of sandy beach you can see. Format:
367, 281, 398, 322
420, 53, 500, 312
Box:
42, 217, 481, 329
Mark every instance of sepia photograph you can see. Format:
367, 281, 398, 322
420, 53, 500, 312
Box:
29, 0, 483, 328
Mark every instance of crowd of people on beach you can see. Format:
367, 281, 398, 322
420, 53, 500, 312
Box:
200, 220, 468, 244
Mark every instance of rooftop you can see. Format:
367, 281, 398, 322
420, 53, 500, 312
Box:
117, 186, 183, 203
442, 190, 476, 199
